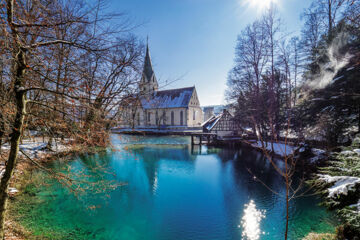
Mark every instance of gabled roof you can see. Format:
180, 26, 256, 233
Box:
202, 112, 223, 131
202, 109, 234, 131
141, 87, 195, 109
143, 44, 154, 81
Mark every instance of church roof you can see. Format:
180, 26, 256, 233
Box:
143, 44, 154, 81
141, 87, 195, 109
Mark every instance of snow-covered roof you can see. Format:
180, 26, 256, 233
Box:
202, 112, 224, 131
141, 87, 195, 109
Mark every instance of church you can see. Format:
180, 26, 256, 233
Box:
122, 44, 203, 129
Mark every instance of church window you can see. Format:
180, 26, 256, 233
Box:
171, 111, 174, 125
148, 112, 151, 124
180, 111, 183, 125
137, 113, 140, 125
193, 110, 196, 120
163, 111, 166, 124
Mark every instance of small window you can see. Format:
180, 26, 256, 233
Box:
193, 110, 196, 120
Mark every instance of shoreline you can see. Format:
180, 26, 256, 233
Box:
1, 138, 108, 239
3, 134, 339, 239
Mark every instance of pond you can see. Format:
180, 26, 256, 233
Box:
17, 135, 337, 240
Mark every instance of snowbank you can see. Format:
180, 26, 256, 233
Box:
251, 141, 295, 157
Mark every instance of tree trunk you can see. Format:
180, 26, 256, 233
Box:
358, 103, 360, 133
284, 157, 289, 240
0, 48, 27, 239
0, 114, 4, 154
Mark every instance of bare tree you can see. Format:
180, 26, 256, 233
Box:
0, 0, 142, 237
226, 19, 269, 145
300, 5, 326, 68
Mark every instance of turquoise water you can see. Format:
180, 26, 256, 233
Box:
21, 135, 336, 239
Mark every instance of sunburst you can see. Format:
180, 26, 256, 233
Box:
242, 0, 279, 13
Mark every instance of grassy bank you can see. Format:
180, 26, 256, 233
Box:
4, 143, 108, 239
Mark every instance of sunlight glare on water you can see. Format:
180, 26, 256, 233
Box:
239, 200, 266, 240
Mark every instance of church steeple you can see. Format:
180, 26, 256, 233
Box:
140, 39, 158, 94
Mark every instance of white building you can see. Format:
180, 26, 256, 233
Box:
121, 44, 203, 129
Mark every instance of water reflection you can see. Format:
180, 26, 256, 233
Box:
239, 200, 266, 240
27, 135, 336, 240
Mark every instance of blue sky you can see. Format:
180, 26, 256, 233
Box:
110, 0, 312, 106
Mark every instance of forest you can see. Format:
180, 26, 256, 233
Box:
226, 0, 360, 239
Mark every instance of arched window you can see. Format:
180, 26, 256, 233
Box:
137, 113, 140, 126
148, 112, 151, 124
180, 111, 183, 125
193, 110, 196, 120
171, 111, 174, 125
163, 111, 166, 125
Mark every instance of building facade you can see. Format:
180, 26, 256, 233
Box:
202, 109, 242, 137
122, 44, 203, 129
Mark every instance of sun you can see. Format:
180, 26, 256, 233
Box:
242, 0, 279, 12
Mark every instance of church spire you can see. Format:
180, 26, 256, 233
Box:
140, 38, 158, 93
143, 39, 155, 82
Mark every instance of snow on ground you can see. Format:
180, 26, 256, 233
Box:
318, 174, 360, 198
251, 141, 295, 156
1, 138, 71, 160
0, 138, 72, 197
